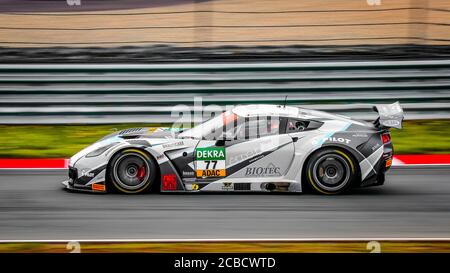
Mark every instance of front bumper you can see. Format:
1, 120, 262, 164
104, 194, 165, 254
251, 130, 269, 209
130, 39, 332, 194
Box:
64, 161, 108, 194
62, 180, 107, 193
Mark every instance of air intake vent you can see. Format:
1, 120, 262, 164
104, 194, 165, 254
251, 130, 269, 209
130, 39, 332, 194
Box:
234, 183, 251, 191
68, 167, 78, 181
119, 128, 145, 135
126, 139, 150, 146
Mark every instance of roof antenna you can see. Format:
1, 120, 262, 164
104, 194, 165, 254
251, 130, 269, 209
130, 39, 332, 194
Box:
283, 95, 288, 108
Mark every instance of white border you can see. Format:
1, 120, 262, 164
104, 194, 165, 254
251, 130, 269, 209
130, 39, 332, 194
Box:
0, 238, 450, 243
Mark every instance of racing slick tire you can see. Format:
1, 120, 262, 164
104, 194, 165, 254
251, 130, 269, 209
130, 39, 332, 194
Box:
108, 149, 158, 194
305, 148, 357, 195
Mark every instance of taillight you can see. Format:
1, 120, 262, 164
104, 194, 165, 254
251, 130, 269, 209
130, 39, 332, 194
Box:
381, 133, 391, 144
385, 158, 393, 168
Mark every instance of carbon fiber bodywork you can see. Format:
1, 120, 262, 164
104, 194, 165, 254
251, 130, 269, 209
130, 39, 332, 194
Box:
63, 104, 400, 194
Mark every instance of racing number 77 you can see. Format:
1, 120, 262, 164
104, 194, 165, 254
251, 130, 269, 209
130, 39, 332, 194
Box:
205, 160, 218, 169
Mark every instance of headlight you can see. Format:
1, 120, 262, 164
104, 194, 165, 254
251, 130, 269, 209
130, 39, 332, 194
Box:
85, 143, 117, 158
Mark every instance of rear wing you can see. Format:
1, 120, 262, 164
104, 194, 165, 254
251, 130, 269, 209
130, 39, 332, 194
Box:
372, 102, 404, 129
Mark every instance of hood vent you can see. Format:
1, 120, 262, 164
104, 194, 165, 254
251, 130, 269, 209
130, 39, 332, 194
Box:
126, 139, 150, 146
119, 128, 146, 135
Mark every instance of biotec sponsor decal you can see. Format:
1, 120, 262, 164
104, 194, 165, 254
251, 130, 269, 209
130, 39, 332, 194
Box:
195, 147, 226, 177
245, 163, 281, 177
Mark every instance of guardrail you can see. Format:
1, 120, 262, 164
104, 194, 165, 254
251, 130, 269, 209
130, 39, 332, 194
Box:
0, 60, 449, 124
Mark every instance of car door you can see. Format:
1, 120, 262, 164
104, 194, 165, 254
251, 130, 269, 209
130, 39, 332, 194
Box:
194, 115, 295, 182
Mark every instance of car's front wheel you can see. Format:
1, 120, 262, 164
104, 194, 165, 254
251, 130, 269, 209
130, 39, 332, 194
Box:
305, 148, 357, 195
108, 149, 157, 194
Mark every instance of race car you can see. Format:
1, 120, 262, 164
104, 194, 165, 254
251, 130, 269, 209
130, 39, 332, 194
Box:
62, 102, 404, 195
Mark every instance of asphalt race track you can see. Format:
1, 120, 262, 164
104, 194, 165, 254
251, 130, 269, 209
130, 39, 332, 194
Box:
0, 166, 449, 240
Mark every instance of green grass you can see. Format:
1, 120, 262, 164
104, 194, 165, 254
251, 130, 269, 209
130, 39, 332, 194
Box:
389, 120, 450, 154
0, 120, 449, 158
0, 123, 163, 158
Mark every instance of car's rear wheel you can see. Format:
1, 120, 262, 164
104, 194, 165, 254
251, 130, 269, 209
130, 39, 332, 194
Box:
109, 149, 157, 194
305, 148, 357, 195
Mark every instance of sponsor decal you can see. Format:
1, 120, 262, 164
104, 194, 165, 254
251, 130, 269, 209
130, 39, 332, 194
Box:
191, 184, 199, 190
196, 147, 225, 160
155, 127, 184, 132
162, 141, 184, 149
352, 133, 368, 138
196, 169, 226, 177
81, 169, 94, 178
261, 182, 290, 192
275, 182, 290, 191
386, 158, 393, 168
222, 182, 233, 190
162, 174, 177, 191
249, 154, 265, 164
371, 143, 381, 151
195, 147, 226, 177
245, 163, 281, 177
182, 170, 195, 177
326, 137, 351, 144
229, 147, 262, 165
383, 120, 401, 127
91, 183, 106, 192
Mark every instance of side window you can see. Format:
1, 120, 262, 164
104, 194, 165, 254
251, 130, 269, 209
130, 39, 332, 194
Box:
263, 117, 280, 137
233, 116, 280, 139
286, 118, 309, 133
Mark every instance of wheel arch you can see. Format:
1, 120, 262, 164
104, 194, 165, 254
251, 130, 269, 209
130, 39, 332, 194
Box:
105, 146, 161, 193
301, 144, 361, 189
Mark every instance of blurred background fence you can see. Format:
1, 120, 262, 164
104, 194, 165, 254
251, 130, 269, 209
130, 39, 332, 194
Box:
0, 0, 449, 47
0, 0, 449, 124
0, 60, 449, 124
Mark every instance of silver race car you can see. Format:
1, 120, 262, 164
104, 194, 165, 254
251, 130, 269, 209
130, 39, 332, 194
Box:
62, 102, 403, 195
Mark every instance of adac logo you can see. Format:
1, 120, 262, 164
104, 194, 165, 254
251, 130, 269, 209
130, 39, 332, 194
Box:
191, 184, 199, 190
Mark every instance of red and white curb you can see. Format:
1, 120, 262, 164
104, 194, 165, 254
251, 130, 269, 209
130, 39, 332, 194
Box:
393, 154, 450, 165
0, 158, 69, 169
0, 155, 449, 169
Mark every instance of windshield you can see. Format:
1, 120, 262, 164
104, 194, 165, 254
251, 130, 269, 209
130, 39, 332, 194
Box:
179, 111, 237, 140
179, 111, 281, 140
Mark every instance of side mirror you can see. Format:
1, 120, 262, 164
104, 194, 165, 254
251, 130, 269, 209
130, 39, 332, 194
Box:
215, 139, 226, 146
215, 132, 234, 146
